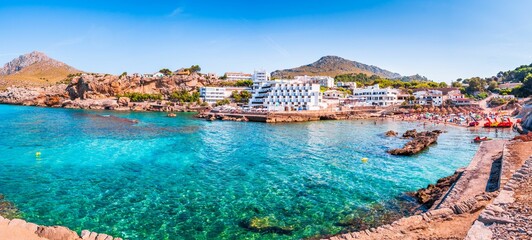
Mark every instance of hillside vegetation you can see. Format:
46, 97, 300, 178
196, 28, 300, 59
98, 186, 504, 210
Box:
271, 56, 402, 79
452, 63, 532, 98
335, 72, 446, 90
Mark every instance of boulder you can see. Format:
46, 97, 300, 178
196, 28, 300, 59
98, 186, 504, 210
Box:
402, 129, 418, 138
389, 130, 441, 155
410, 170, 462, 209
36, 226, 80, 240
385, 130, 398, 137
117, 97, 130, 107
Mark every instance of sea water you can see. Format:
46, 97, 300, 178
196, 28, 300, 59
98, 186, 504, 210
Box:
0, 105, 514, 239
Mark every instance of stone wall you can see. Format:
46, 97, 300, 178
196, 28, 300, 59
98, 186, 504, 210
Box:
465, 156, 532, 239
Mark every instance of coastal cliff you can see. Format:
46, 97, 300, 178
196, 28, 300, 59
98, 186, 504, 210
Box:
0, 72, 213, 110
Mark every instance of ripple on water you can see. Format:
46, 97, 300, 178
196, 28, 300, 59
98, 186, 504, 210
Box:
0, 105, 516, 239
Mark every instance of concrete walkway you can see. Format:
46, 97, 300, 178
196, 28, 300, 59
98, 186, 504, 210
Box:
437, 140, 505, 209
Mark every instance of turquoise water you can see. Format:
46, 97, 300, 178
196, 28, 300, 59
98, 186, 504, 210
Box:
0, 104, 515, 239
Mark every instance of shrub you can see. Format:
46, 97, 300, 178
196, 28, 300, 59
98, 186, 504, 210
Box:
169, 90, 200, 103
117, 92, 162, 102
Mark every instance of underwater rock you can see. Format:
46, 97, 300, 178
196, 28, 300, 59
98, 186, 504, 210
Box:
239, 216, 294, 235
0, 194, 21, 219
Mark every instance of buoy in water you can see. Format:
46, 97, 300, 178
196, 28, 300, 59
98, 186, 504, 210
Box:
35, 152, 41, 157
361, 157, 368, 163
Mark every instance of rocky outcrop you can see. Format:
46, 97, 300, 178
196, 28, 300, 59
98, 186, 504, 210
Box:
0, 85, 68, 107
410, 169, 463, 210
0, 72, 216, 111
402, 129, 417, 138
385, 130, 398, 137
519, 102, 532, 131
327, 193, 494, 240
65, 73, 212, 100
0, 215, 122, 240
388, 130, 441, 155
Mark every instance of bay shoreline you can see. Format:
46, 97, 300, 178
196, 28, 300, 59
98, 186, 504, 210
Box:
0, 103, 524, 240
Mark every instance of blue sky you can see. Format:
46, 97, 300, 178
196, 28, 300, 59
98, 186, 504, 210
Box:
1, 0, 531, 82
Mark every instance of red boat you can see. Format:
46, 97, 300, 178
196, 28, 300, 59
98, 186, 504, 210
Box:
473, 136, 492, 143
483, 118, 512, 128
469, 121, 479, 127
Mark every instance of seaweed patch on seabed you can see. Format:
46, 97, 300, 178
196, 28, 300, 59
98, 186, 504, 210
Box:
72, 113, 200, 139
333, 195, 418, 234
0, 194, 21, 219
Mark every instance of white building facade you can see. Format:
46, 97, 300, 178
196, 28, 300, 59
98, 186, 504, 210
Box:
225, 72, 252, 81
413, 90, 443, 106
294, 75, 334, 88
249, 80, 323, 111
252, 70, 270, 82
200, 87, 226, 104
352, 84, 403, 106
200, 87, 250, 104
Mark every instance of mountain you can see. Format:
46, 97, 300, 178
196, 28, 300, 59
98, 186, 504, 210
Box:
400, 74, 429, 82
0, 51, 82, 88
271, 56, 403, 79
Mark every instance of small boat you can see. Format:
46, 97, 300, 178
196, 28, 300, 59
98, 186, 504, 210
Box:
473, 136, 491, 143
167, 113, 177, 117
469, 121, 479, 127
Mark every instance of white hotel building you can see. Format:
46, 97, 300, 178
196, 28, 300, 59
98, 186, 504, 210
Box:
249, 80, 323, 111
294, 76, 334, 88
224, 72, 253, 81
200, 87, 249, 104
412, 90, 443, 106
352, 84, 403, 106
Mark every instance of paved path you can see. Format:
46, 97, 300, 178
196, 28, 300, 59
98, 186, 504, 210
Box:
437, 140, 505, 208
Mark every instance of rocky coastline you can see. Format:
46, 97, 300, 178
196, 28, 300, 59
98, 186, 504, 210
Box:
327, 139, 531, 240
0, 72, 214, 112
0, 215, 122, 240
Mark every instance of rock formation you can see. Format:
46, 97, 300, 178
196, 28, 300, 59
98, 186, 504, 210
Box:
410, 169, 463, 210
0, 215, 122, 240
65, 72, 212, 99
0, 72, 215, 111
388, 130, 441, 155
385, 130, 398, 137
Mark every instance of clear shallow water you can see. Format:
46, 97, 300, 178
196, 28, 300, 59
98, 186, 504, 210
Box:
0, 104, 515, 239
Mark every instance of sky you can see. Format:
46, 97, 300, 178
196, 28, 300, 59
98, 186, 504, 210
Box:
0, 0, 531, 83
